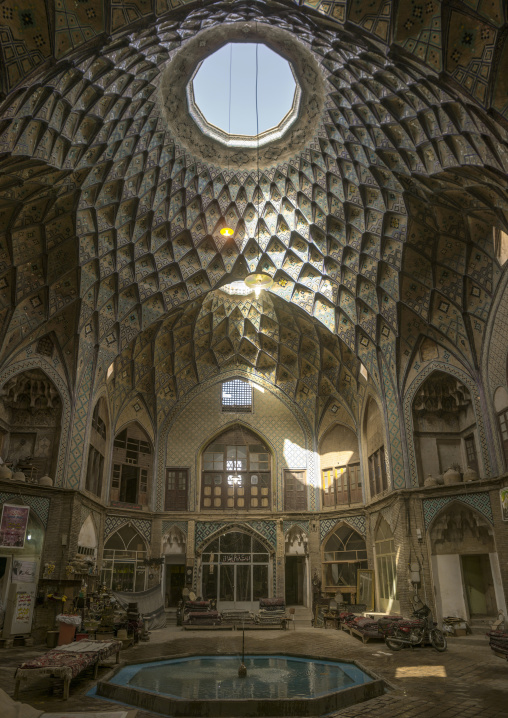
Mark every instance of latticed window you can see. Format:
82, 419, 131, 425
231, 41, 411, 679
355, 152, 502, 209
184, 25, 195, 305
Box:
322, 525, 367, 595
221, 379, 252, 412
101, 525, 147, 592
201, 426, 270, 510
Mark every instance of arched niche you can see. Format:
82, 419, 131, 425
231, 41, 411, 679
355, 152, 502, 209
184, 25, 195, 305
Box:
85, 396, 109, 498
404, 361, 491, 486
110, 423, 153, 507
199, 527, 272, 609
319, 424, 362, 508
200, 424, 272, 512
0, 368, 62, 482
321, 522, 368, 604
101, 524, 147, 592
362, 396, 388, 500
285, 525, 308, 556
493, 386, 508, 470
77, 515, 98, 557
411, 371, 479, 484
162, 526, 186, 556
374, 516, 399, 614
429, 502, 506, 621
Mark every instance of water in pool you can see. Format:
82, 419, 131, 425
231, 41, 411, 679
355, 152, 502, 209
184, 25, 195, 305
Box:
111, 655, 373, 700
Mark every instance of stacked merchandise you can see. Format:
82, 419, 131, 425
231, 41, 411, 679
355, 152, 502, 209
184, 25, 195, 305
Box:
338, 611, 357, 628
183, 599, 221, 626
221, 609, 255, 626
487, 631, 508, 660
346, 616, 382, 642
256, 597, 285, 626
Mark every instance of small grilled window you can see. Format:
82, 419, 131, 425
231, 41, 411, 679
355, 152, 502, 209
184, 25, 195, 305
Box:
221, 380, 252, 412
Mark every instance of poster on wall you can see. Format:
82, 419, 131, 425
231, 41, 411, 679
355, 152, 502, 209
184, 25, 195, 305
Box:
0, 504, 30, 548
11, 559, 37, 583
14, 590, 33, 624
500, 486, 508, 521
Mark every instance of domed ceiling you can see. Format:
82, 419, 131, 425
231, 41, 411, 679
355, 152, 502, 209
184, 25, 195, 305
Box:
0, 0, 508, 431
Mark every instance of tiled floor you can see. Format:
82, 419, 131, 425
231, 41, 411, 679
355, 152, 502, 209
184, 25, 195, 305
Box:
0, 625, 507, 717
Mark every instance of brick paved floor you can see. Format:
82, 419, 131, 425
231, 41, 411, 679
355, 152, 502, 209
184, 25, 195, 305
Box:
0, 626, 506, 717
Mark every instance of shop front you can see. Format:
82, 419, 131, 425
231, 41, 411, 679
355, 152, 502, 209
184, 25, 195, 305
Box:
200, 530, 271, 610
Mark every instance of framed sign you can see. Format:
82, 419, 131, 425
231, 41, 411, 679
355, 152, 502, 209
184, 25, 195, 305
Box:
500, 486, 508, 521
0, 504, 30, 548
12, 560, 37, 583
357, 569, 375, 611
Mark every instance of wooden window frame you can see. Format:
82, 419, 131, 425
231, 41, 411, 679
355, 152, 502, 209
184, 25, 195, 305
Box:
284, 469, 307, 511
165, 468, 189, 511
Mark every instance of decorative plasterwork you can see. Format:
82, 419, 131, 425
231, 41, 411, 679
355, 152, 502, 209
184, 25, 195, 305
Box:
423, 492, 493, 528
403, 360, 492, 486
159, 21, 327, 170
320, 514, 367, 542
0, 358, 71, 487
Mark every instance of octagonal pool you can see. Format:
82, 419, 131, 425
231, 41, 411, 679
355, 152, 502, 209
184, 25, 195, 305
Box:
96, 654, 385, 716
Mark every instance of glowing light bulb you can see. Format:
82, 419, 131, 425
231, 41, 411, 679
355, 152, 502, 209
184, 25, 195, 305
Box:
220, 227, 234, 237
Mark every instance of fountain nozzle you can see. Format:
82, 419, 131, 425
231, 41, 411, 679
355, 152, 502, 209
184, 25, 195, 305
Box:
238, 663, 247, 678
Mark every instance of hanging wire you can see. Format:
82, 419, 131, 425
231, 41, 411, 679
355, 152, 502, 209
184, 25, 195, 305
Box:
256, 41, 261, 277
221, 44, 234, 238
228, 42, 232, 168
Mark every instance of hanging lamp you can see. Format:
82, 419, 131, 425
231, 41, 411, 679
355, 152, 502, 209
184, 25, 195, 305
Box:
244, 41, 273, 297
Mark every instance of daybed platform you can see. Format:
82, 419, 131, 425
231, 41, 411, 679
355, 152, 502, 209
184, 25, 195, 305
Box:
14, 639, 122, 700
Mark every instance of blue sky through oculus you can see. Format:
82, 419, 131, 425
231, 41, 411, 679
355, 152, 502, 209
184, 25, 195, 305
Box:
192, 43, 296, 136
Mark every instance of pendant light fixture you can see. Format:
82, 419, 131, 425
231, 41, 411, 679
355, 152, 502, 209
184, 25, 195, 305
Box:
244, 40, 273, 297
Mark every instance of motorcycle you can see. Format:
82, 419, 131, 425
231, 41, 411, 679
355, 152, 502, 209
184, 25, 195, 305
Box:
384, 596, 447, 652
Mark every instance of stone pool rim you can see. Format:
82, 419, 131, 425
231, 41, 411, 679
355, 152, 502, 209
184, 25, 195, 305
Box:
95, 652, 386, 717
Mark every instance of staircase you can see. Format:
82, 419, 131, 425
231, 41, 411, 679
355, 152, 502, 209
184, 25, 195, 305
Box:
469, 616, 501, 635
165, 608, 178, 626
286, 605, 313, 629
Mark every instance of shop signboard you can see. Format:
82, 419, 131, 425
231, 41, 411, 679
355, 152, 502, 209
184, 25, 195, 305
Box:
0, 504, 30, 548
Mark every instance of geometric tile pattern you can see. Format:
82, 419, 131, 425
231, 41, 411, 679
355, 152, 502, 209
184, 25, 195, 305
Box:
380, 358, 405, 489
283, 520, 310, 536
320, 514, 367, 542
422, 491, 493, 528
195, 520, 277, 550
404, 360, 492, 486
66, 359, 94, 489
157, 368, 315, 513
104, 515, 152, 544
0, 492, 51, 528
161, 520, 188, 538
0, 357, 71, 488
1, 1, 506, 124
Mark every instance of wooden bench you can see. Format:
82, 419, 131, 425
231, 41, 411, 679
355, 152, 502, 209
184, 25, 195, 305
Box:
14, 639, 122, 700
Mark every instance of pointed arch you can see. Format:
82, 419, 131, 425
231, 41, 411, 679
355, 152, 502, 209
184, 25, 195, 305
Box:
403, 361, 491, 486
0, 358, 71, 486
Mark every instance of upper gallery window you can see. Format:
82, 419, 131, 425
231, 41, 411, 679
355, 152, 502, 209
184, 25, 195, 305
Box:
221, 379, 252, 412
188, 43, 300, 147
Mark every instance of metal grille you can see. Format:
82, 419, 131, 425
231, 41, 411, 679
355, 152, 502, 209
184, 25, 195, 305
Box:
221, 380, 252, 412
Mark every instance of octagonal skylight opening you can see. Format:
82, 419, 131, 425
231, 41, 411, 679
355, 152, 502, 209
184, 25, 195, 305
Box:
188, 43, 300, 148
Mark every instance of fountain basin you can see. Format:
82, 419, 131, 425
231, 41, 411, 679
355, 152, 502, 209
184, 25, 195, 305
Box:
96, 654, 385, 716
